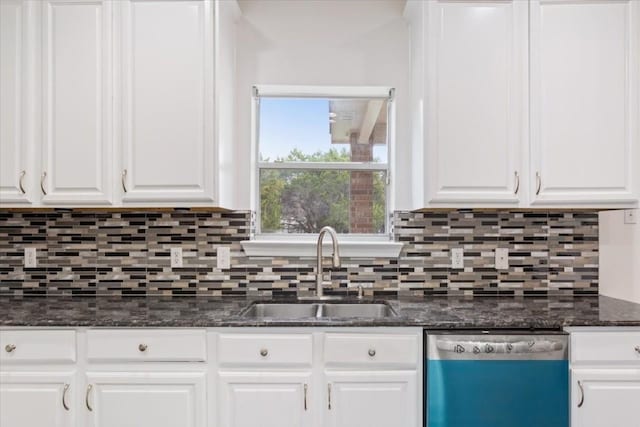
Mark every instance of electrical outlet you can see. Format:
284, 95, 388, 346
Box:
217, 246, 231, 269
495, 248, 509, 270
624, 209, 637, 224
24, 247, 37, 268
170, 247, 183, 268
451, 248, 464, 269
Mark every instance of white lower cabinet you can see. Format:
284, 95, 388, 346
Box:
0, 327, 422, 427
568, 328, 640, 427
325, 370, 418, 427
571, 369, 640, 427
0, 371, 76, 427
85, 371, 207, 427
217, 371, 313, 427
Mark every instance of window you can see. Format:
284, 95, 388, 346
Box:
254, 86, 394, 238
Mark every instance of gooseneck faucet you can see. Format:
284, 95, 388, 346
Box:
316, 226, 341, 299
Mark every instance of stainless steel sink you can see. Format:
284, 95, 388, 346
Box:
240, 302, 396, 319
241, 303, 320, 319
319, 303, 395, 318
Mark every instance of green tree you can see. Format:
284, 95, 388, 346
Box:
260, 148, 386, 234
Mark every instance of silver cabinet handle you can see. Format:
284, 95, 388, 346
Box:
138, 343, 147, 352
535, 172, 541, 196
19, 170, 26, 194
62, 384, 70, 411
368, 348, 376, 357
514, 171, 520, 194
121, 169, 128, 193
86, 384, 93, 412
328, 383, 332, 410
5, 344, 16, 353
303, 384, 308, 411
260, 348, 268, 357
40, 171, 47, 195
577, 381, 584, 408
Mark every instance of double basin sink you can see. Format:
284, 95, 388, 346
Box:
241, 302, 397, 320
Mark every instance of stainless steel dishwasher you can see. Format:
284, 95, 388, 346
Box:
425, 331, 569, 427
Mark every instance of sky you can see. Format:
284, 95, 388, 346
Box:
259, 98, 336, 161
259, 97, 388, 162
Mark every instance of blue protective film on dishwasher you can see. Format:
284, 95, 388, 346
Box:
426, 360, 569, 427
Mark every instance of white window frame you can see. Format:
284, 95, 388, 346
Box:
241, 85, 403, 258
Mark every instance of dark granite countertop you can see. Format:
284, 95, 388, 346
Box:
1, 295, 640, 329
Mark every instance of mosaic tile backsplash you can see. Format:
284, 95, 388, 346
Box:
0, 210, 599, 297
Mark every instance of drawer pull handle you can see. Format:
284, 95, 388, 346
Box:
577, 381, 584, 408
138, 343, 148, 352
535, 172, 541, 196
19, 170, 26, 194
303, 384, 308, 411
368, 348, 376, 357
514, 171, 520, 194
328, 383, 332, 410
86, 385, 93, 412
62, 384, 70, 411
260, 348, 268, 357
5, 344, 16, 353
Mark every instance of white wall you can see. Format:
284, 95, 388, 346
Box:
221, 0, 411, 210
599, 209, 640, 303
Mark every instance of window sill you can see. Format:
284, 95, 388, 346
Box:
241, 238, 404, 258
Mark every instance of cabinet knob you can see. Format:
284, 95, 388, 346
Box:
368, 348, 376, 357
5, 344, 16, 353
635, 346, 640, 354
260, 348, 268, 357
138, 343, 148, 352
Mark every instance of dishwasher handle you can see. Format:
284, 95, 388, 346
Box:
428, 334, 568, 360
436, 339, 563, 355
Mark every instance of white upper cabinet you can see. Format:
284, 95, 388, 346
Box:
120, 0, 216, 204
0, 0, 33, 205
530, 0, 639, 205
40, 0, 113, 205
419, 0, 527, 206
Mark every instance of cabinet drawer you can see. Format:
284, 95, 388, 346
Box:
324, 333, 418, 368
571, 331, 640, 363
87, 329, 206, 362
217, 334, 313, 366
0, 330, 76, 363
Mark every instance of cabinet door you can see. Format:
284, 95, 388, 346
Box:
0, 371, 75, 427
424, 0, 526, 205
218, 371, 313, 427
325, 370, 419, 427
121, 0, 215, 204
0, 0, 32, 205
530, 0, 639, 205
571, 368, 640, 427
40, 0, 113, 205
85, 371, 206, 427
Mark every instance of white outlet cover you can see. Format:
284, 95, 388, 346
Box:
170, 247, 183, 268
217, 246, 231, 269
451, 248, 464, 269
24, 247, 37, 268
495, 248, 509, 270
624, 209, 637, 224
